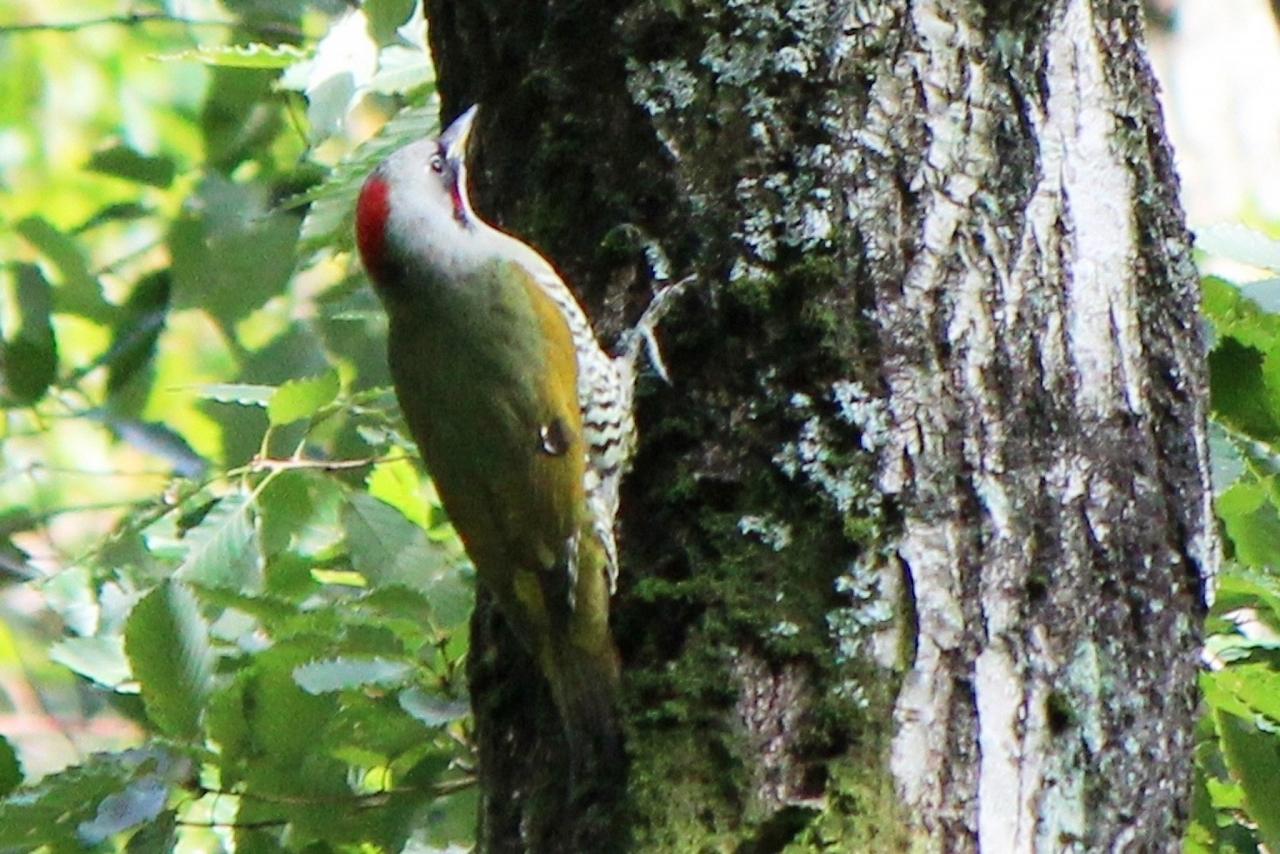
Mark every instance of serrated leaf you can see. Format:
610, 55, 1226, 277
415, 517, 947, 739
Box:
293, 656, 412, 694
87, 143, 176, 188
1199, 224, 1280, 272
295, 103, 437, 253
0, 736, 21, 797
194, 383, 276, 406
2, 264, 58, 404
124, 581, 214, 739
398, 687, 469, 727
156, 42, 310, 69
77, 773, 168, 845
174, 495, 261, 589
268, 369, 341, 425
49, 636, 132, 690
342, 492, 456, 597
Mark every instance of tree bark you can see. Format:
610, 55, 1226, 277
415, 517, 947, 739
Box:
426, 1, 1215, 851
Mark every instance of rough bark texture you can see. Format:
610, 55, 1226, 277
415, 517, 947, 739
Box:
425, 0, 1214, 851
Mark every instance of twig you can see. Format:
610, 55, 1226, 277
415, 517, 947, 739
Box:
0, 12, 303, 40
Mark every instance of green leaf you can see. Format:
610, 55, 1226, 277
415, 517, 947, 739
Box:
87, 143, 176, 188
367, 457, 431, 529
1216, 709, 1280, 850
342, 492, 460, 602
13, 216, 109, 320
1211, 663, 1280, 722
1218, 478, 1280, 568
0, 736, 21, 798
125, 809, 176, 853
123, 581, 215, 739
194, 382, 276, 406
0, 748, 175, 850
105, 271, 171, 400
156, 43, 310, 69
295, 103, 436, 254
268, 369, 341, 425
169, 177, 299, 330
49, 636, 132, 690
293, 656, 412, 694
244, 642, 340, 770
174, 494, 262, 589
2, 264, 58, 404
365, 0, 418, 44
398, 687, 469, 727
1210, 338, 1280, 442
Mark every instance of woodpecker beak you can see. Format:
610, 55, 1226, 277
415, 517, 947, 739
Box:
440, 105, 478, 165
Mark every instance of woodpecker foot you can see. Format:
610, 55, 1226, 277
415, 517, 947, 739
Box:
623, 274, 694, 384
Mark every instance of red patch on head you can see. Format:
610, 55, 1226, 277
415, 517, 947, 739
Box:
355, 175, 392, 278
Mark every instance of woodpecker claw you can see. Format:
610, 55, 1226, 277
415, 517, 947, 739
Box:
625, 274, 694, 384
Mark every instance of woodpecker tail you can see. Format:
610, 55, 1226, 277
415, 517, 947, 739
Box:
548, 637, 626, 790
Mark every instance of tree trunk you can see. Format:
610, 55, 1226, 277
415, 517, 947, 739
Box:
426, 1, 1215, 850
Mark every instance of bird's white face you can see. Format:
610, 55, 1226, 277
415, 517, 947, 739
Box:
354, 106, 480, 290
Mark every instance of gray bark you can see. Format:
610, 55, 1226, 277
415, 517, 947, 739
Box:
427, 1, 1214, 850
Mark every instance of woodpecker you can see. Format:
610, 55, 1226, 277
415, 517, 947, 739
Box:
353, 105, 666, 777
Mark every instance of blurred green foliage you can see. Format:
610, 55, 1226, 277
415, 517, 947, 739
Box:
0, 0, 477, 850
1191, 224, 1280, 854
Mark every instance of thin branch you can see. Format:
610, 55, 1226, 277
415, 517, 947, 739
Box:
0, 12, 303, 40
243, 454, 408, 475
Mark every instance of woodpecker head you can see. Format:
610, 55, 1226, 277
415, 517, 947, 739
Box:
355, 105, 481, 291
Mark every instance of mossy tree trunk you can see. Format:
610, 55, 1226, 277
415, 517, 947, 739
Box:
426, 0, 1215, 850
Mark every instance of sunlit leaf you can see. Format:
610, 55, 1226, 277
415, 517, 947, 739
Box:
399, 687, 468, 727
367, 457, 430, 529
268, 369, 341, 425
193, 382, 276, 406
49, 636, 133, 690
293, 656, 412, 694
156, 43, 309, 69
1199, 224, 1280, 273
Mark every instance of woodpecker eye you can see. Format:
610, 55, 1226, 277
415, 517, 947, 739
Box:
429, 153, 445, 174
